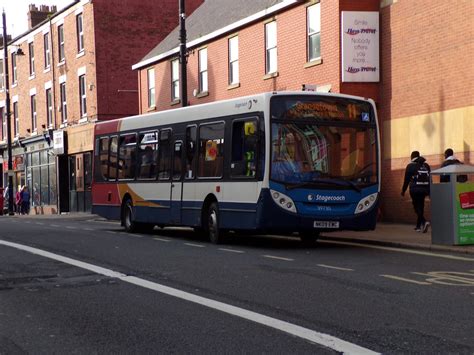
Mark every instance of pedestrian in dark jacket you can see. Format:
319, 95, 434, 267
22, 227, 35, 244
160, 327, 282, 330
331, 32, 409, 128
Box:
401, 151, 431, 233
440, 148, 467, 183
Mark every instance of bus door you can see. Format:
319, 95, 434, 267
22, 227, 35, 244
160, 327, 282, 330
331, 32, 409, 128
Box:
170, 141, 184, 223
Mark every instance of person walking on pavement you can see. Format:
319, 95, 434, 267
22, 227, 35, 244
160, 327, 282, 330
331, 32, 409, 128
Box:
20, 186, 31, 215
440, 148, 467, 183
15, 187, 22, 215
401, 151, 431, 233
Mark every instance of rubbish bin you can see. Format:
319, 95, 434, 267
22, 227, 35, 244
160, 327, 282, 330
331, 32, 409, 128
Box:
430, 164, 474, 245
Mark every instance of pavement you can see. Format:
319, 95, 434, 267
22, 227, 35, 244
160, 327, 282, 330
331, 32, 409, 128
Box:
1, 212, 474, 255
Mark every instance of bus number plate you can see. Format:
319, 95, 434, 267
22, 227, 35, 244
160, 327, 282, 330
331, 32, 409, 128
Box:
313, 221, 339, 228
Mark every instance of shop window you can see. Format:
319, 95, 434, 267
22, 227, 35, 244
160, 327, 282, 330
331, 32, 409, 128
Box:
118, 133, 137, 180
158, 129, 172, 180
231, 119, 258, 178
138, 131, 158, 180
198, 122, 224, 178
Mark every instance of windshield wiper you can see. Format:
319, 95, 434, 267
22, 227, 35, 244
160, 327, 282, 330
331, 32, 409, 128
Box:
286, 177, 361, 192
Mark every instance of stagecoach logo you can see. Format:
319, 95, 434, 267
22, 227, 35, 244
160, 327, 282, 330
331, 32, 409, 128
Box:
308, 194, 346, 202
235, 99, 257, 110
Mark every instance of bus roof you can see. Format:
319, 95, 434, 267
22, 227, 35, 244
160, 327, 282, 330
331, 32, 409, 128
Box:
94, 91, 375, 136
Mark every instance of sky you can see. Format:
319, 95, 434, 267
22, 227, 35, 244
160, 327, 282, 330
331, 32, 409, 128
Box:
1, 0, 68, 38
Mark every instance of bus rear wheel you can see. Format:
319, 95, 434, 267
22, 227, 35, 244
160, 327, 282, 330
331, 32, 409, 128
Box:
206, 202, 221, 244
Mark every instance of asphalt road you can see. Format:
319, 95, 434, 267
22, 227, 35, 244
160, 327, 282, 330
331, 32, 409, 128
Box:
0, 215, 473, 354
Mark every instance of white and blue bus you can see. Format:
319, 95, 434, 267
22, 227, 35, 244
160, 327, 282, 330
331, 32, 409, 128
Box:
92, 91, 380, 243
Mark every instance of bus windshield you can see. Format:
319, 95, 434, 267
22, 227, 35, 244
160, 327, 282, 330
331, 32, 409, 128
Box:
270, 97, 378, 189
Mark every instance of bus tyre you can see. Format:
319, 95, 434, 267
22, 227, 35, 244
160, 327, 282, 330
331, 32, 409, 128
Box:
206, 202, 221, 244
299, 230, 320, 246
122, 199, 155, 233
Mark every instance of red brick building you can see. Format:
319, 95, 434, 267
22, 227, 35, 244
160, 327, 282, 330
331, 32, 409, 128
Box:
0, 0, 203, 213
133, 0, 473, 223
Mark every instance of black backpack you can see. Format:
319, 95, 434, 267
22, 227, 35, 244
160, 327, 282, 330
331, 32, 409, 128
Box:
413, 163, 430, 186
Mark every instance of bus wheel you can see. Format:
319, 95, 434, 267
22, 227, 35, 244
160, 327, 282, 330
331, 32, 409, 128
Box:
206, 202, 221, 244
123, 199, 139, 233
299, 230, 320, 246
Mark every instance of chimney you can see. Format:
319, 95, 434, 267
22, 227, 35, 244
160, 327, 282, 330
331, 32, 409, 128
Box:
28, 4, 57, 29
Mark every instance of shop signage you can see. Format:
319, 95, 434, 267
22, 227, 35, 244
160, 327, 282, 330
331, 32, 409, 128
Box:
53, 130, 65, 155
341, 11, 380, 82
456, 183, 474, 245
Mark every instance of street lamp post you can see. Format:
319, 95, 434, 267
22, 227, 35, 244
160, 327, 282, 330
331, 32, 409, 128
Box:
179, 0, 188, 107
2, 10, 15, 215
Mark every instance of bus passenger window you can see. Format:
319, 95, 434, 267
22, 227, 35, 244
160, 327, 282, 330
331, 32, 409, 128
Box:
198, 122, 224, 178
118, 133, 137, 180
231, 119, 258, 178
138, 131, 158, 179
158, 129, 172, 180
185, 126, 196, 179
109, 136, 118, 180
173, 141, 183, 180
99, 137, 109, 180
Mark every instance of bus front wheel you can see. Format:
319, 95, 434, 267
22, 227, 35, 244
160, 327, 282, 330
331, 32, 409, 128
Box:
123, 199, 154, 233
206, 202, 221, 244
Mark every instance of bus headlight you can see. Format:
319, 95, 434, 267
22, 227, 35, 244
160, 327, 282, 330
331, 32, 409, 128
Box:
270, 190, 297, 213
355, 193, 378, 214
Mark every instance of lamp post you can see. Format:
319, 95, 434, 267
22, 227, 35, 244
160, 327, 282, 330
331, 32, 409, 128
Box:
2, 10, 14, 215
179, 0, 188, 107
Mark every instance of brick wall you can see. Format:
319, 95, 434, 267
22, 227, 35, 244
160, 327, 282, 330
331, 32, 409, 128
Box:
139, 0, 379, 112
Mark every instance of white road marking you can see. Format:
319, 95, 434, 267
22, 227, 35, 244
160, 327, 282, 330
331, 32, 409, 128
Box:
153, 237, 171, 242
66, 226, 77, 230
129, 234, 144, 238
218, 248, 244, 254
184, 243, 205, 248
263, 255, 294, 262
35, 222, 44, 225
51, 224, 60, 227
0, 239, 379, 354
82, 228, 94, 231
380, 275, 431, 285
106, 231, 118, 234
317, 264, 354, 271
320, 240, 474, 262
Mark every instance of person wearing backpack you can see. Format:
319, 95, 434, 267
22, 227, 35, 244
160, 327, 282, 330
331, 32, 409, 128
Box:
440, 148, 467, 183
401, 151, 431, 233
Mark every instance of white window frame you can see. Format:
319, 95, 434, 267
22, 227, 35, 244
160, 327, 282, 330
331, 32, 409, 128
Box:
1, 107, 6, 141
147, 68, 155, 108
11, 53, 17, 84
79, 74, 87, 117
76, 13, 84, 53
31, 94, 37, 132
171, 59, 179, 101
265, 21, 277, 74
198, 48, 208, 93
60, 82, 67, 123
228, 36, 239, 85
44, 32, 51, 69
29, 42, 35, 76
46, 88, 53, 127
58, 24, 65, 62
307, 3, 321, 62
0, 59, 4, 90
13, 101, 19, 137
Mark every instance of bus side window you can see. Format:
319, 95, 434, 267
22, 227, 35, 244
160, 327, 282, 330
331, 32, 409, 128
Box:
158, 129, 172, 180
138, 131, 158, 180
109, 136, 118, 180
118, 133, 137, 180
98, 137, 109, 180
173, 141, 183, 180
185, 126, 196, 179
198, 122, 224, 178
231, 119, 257, 178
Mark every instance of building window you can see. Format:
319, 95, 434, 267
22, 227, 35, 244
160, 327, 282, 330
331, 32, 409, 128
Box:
60, 82, 67, 123
198, 48, 208, 93
46, 88, 53, 127
13, 102, 19, 136
265, 21, 277, 74
79, 74, 87, 117
147, 68, 155, 108
0, 59, 4, 89
171, 59, 179, 101
58, 24, 65, 62
31, 95, 37, 132
228, 36, 239, 85
76, 13, 84, 53
307, 3, 321, 61
11, 53, 17, 84
44, 33, 51, 68
29, 42, 35, 76
1, 107, 6, 141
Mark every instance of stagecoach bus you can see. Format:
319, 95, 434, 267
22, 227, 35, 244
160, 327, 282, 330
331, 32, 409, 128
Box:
92, 91, 380, 244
